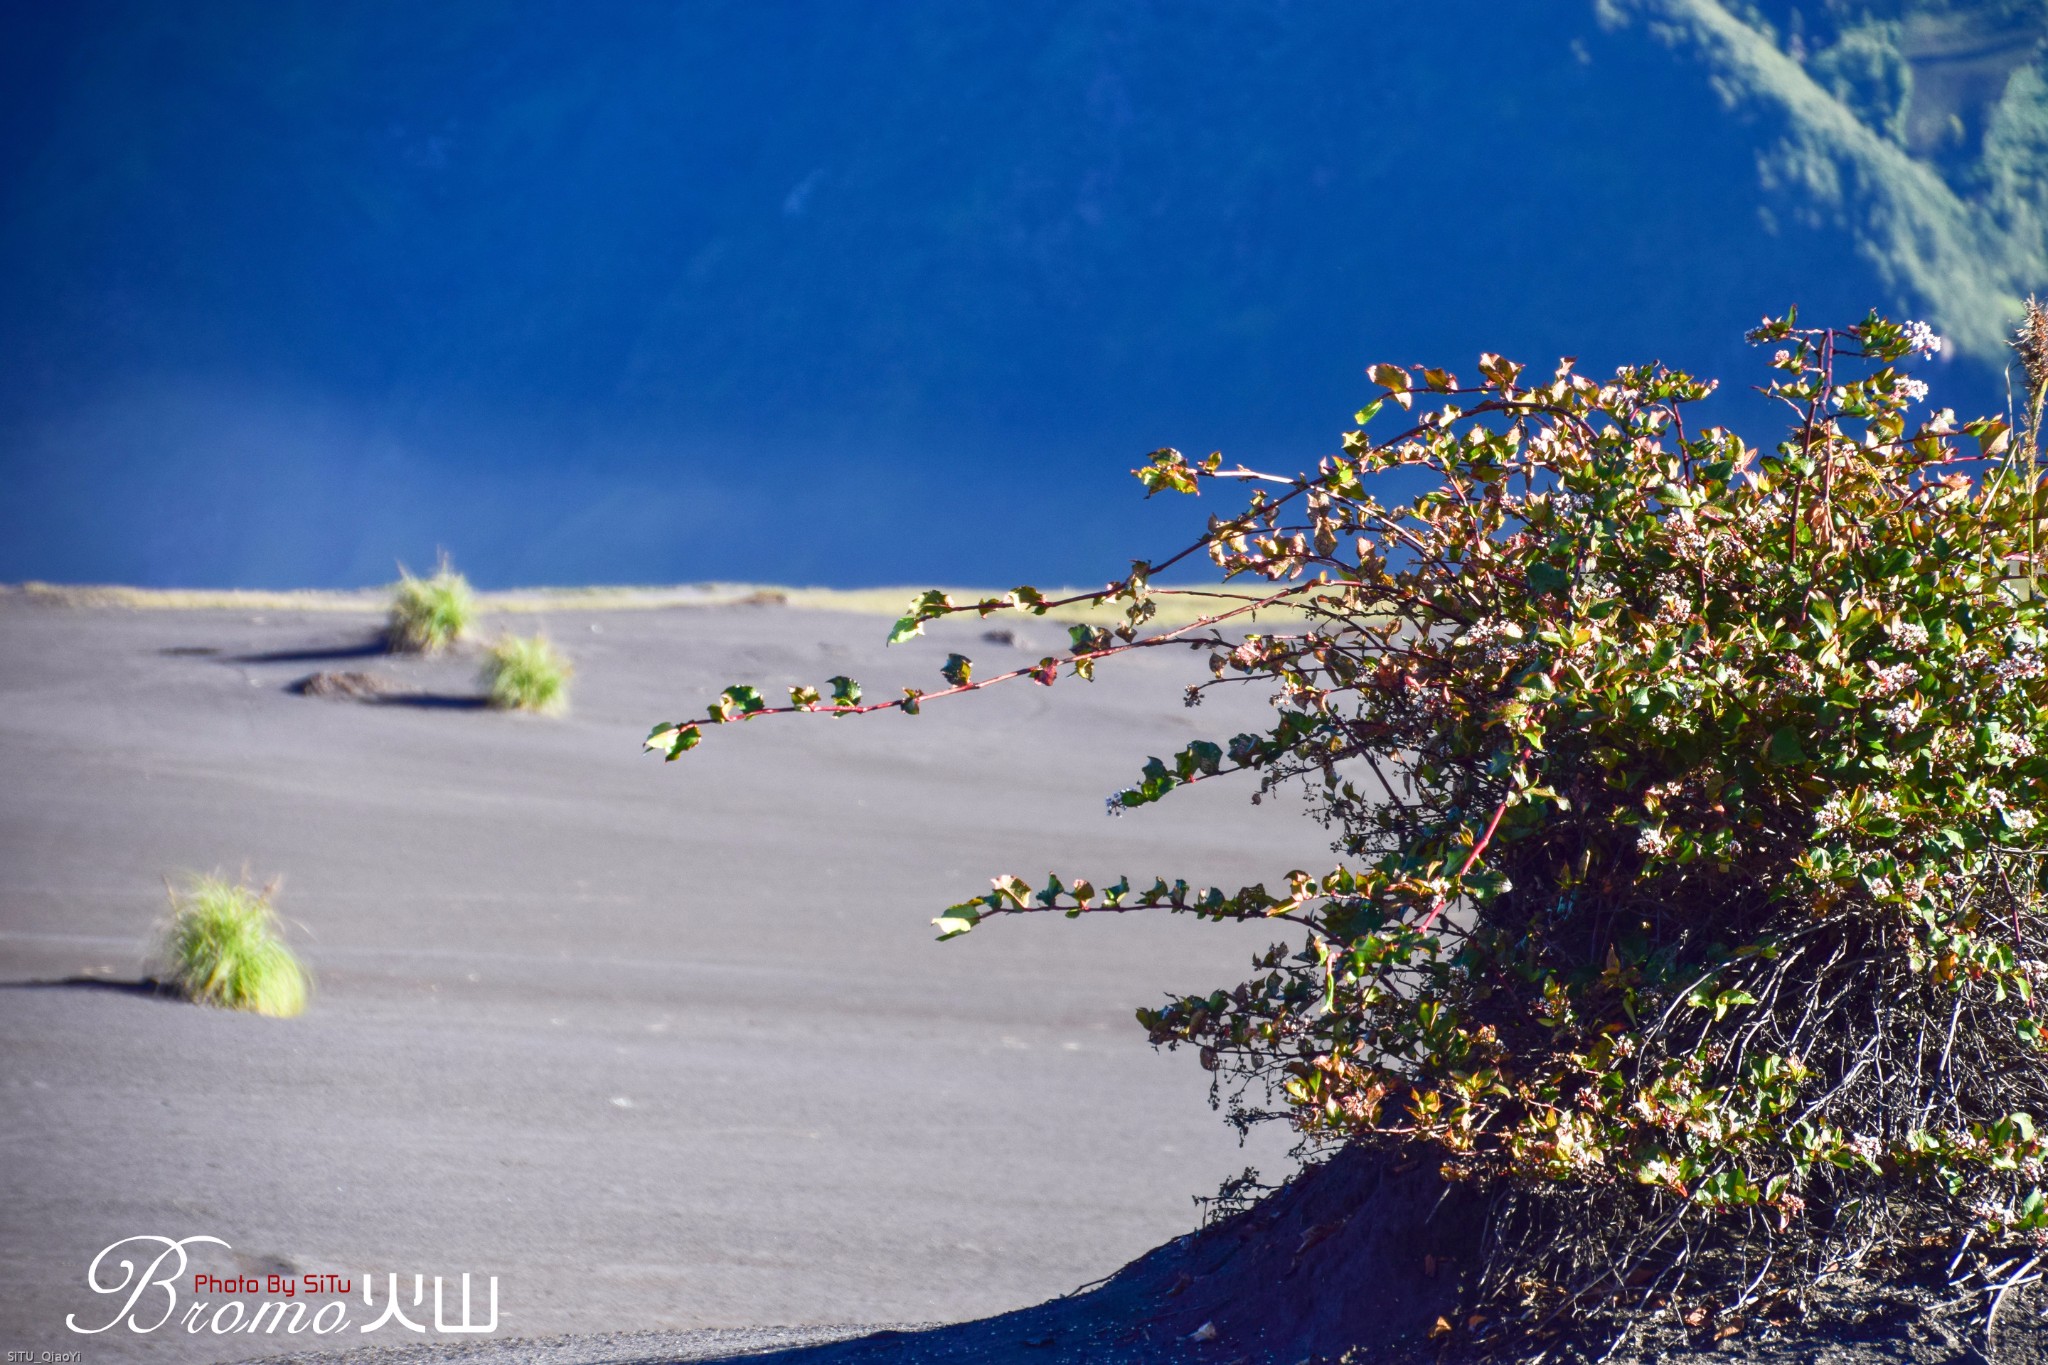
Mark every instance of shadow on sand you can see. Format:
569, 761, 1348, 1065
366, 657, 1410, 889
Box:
286, 671, 488, 708
5, 976, 178, 1001
369, 693, 490, 710
228, 636, 392, 664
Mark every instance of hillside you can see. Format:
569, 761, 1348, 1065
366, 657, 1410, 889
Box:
1615, 0, 2046, 359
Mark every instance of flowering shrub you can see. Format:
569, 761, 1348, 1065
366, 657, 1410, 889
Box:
650, 307, 2048, 1324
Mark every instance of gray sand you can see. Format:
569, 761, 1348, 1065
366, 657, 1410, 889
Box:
0, 599, 1327, 1364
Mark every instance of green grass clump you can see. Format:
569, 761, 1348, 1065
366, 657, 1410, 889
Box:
386, 556, 476, 653
482, 633, 572, 713
155, 876, 308, 1017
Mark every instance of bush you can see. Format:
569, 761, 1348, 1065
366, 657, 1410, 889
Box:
154, 875, 308, 1017
649, 306, 2048, 1339
482, 633, 571, 712
387, 556, 475, 653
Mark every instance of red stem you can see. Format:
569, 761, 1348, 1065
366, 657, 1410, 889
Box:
1417, 773, 1518, 933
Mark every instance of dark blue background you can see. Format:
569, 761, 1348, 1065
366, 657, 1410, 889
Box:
0, 2, 1993, 589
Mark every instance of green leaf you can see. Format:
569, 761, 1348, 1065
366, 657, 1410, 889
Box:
1712, 988, 1756, 1021
888, 589, 955, 645
990, 875, 1032, 907
1477, 352, 1524, 388
1967, 417, 2013, 459
712, 687, 761, 720
1135, 448, 1201, 497
1365, 363, 1414, 410
789, 685, 821, 708
1766, 727, 1808, 766
932, 904, 981, 940
941, 654, 973, 688
643, 723, 702, 760
1069, 624, 1112, 652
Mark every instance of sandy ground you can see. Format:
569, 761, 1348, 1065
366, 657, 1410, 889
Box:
0, 597, 1332, 1364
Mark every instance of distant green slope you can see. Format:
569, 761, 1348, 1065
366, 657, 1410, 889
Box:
1609, 0, 2046, 361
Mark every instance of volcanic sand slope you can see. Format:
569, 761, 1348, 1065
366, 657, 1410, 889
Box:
0, 597, 1331, 1364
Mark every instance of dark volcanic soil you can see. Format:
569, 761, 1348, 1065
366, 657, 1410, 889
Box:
249, 1148, 2038, 1365
672, 1146, 2013, 1365
0, 599, 1327, 1363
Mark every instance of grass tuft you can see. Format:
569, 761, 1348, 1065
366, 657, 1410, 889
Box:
386, 556, 476, 653
482, 633, 572, 712
154, 876, 308, 1017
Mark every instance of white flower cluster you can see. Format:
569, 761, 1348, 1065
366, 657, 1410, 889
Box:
2005, 809, 2040, 835
1994, 731, 2037, 762
1902, 320, 1944, 356
1848, 1133, 1883, 1162
1654, 593, 1693, 625
1815, 794, 1852, 834
1994, 652, 2044, 688
1869, 661, 1918, 696
1104, 793, 1128, 819
1549, 489, 1592, 518
1465, 618, 1518, 645
1898, 377, 1930, 405
1461, 619, 1533, 665
1637, 827, 1673, 856
1785, 657, 1824, 696
1815, 790, 1903, 836
1886, 620, 1930, 650
1743, 498, 1782, 530
1880, 701, 1922, 732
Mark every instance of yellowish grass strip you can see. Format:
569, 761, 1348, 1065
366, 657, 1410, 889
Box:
5, 580, 1300, 626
